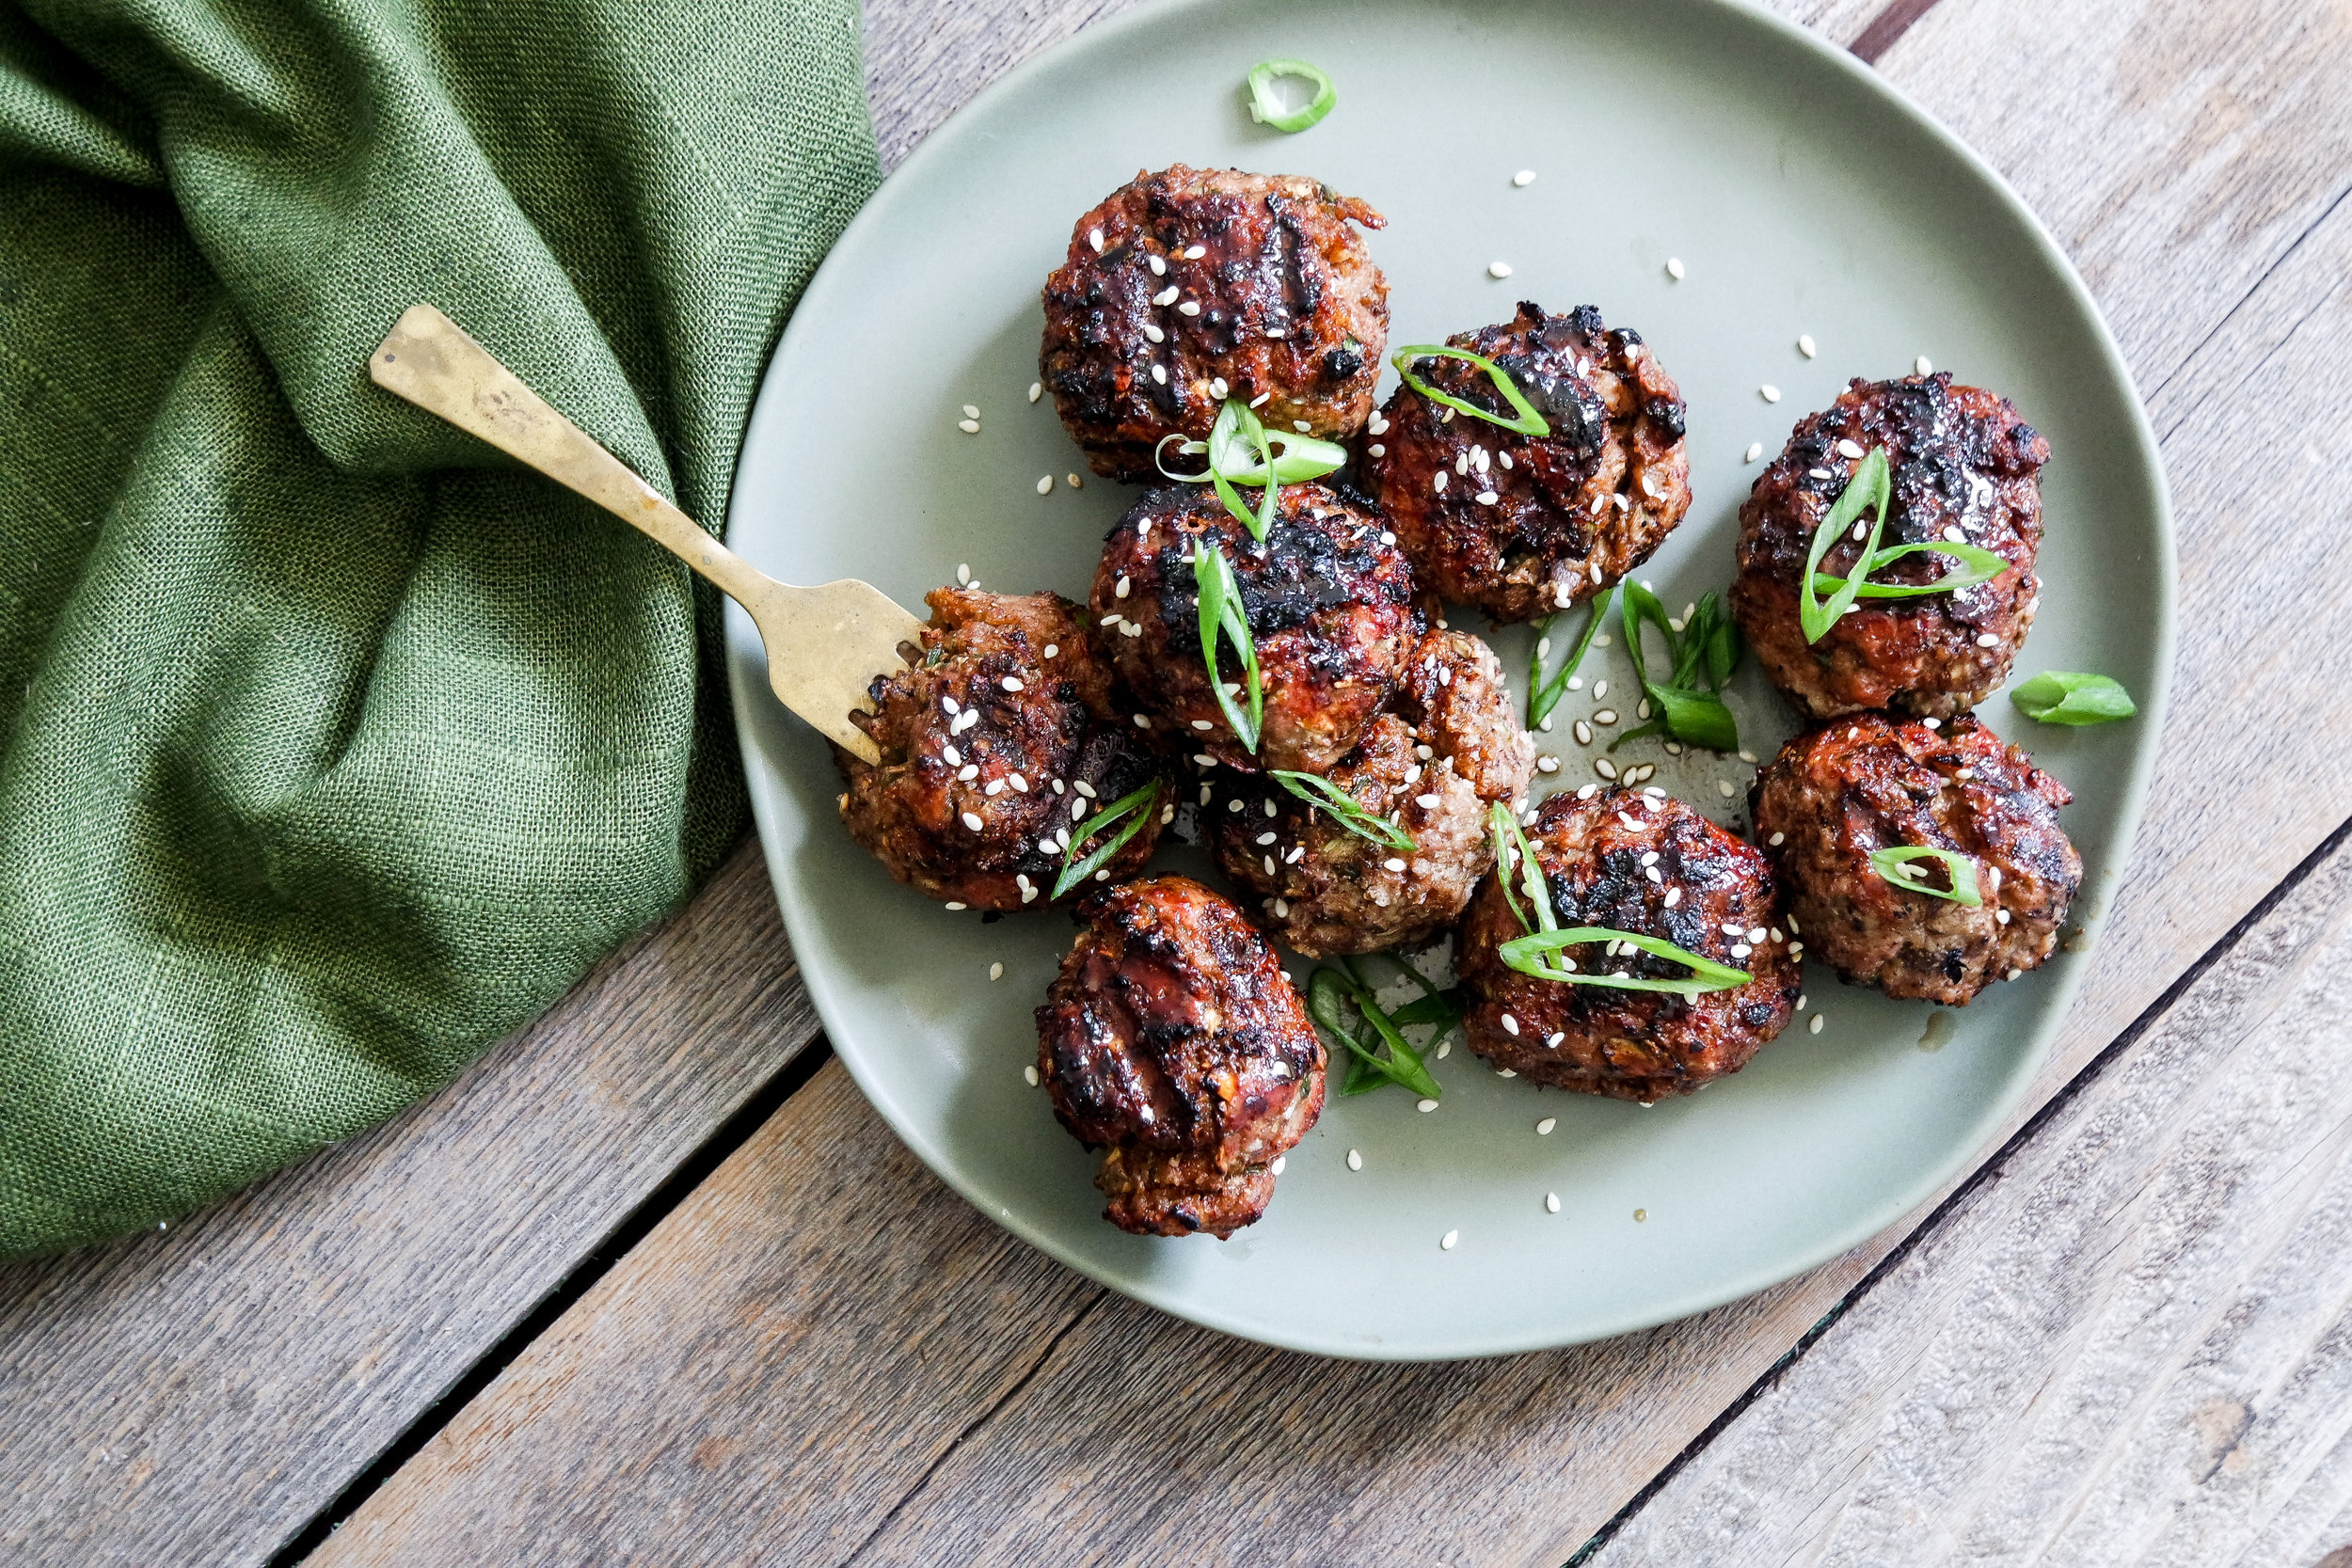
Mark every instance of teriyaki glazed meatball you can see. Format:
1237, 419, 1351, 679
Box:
1036, 876, 1326, 1238
836, 588, 1167, 911
1731, 372, 2049, 720
1361, 302, 1691, 623
1041, 165, 1389, 482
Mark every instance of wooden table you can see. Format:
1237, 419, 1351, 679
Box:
7, 2, 2351, 1562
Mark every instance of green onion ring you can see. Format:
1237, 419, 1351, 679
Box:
1867, 846, 1982, 906
1245, 58, 1338, 134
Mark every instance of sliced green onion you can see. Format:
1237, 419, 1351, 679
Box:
1246, 58, 1338, 134
1498, 927, 1752, 995
1159, 400, 1343, 489
2010, 670, 2136, 725
1390, 345, 1551, 437
1208, 400, 1278, 541
1486, 800, 1554, 936
1191, 541, 1264, 752
1271, 769, 1415, 853
1618, 582, 1739, 753
1813, 540, 2010, 598
1051, 779, 1161, 898
1800, 447, 1893, 643
1307, 960, 1441, 1100
1867, 845, 1982, 906
1528, 586, 1613, 729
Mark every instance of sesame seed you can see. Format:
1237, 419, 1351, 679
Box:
983, 779, 1004, 797
1009, 773, 1029, 793
961, 811, 983, 831
1665, 256, 1685, 280
1028, 381, 1042, 403
1192, 719, 1215, 731
1591, 561, 1603, 583
956, 563, 971, 586
1488, 261, 1513, 278
1286, 846, 1305, 863
1184, 245, 1206, 259
1944, 525, 1966, 543
1271, 1155, 1286, 1175
1718, 780, 1737, 799
1593, 709, 1617, 726
1664, 886, 1681, 908
1646, 865, 1662, 883
1263, 798, 1275, 814
1178, 301, 1201, 316
1997, 909, 2011, 925
1143, 323, 1164, 344
1134, 714, 1150, 727
1476, 490, 1499, 505
1916, 356, 1934, 374
1415, 793, 1441, 810
1513, 168, 1536, 186
1836, 439, 1866, 460
1034, 475, 1053, 496
1347, 1148, 1363, 1170
1147, 253, 1166, 277
1537, 756, 1560, 773
1440, 1229, 1459, 1250
1418, 1099, 1439, 1113
1594, 678, 1609, 699
1577, 784, 1597, 800
1760, 385, 1781, 404
957, 418, 979, 435
1595, 757, 1619, 780
1799, 334, 1818, 358
1380, 531, 1397, 546
1922, 717, 1942, 730
1976, 633, 2000, 647
1151, 285, 1178, 307
1088, 228, 1104, 253
1023, 1064, 1040, 1086
1067, 474, 1084, 490
1150, 364, 1168, 386
1002, 676, 1024, 692
1293, 420, 1311, 433
1383, 857, 1407, 873
1545, 1192, 1562, 1213
1273, 897, 1289, 916
1368, 412, 1389, 435
1810, 1013, 1825, 1034
1435, 470, 1448, 493
1368, 443, 1387, 457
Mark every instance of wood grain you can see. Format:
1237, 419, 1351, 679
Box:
1586, 832, 2352, 1568
298, 2, 2352, 1563
0, 842, 818, 1567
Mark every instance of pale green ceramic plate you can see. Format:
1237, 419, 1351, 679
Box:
725, 0, 2171, 1359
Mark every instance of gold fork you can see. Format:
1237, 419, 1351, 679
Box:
368, 303, 919, 765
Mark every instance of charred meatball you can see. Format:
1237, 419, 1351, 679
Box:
1749, 711, 2079, 1005
1455, 789, 1798, 1101
1361, 302, 1690, 623
1215, 628, 1534, 956
1041, 165, 1389, 482
837, 589, 1167, 911
1731, 373, 2050, 720
1091, 482, 1419, 774
1037, 876, 1326, 1238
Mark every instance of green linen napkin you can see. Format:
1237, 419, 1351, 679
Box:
0, 0, 878, 1257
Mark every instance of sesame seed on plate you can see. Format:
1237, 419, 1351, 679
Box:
1545, 1193, 1562, 1213
1024, 1064, 1040, 1085
1536, 756, 1560, 774
1034, 475, 1053, 496
1488, 261, 1513, 278
957, 419, 979, 435
1810, 1013, 1825, 1034
1027, 381, 1042, 403
1799, 334, 1818, 357
945, 901, 966, 911
1440, 1229, 1459, 1250
1744, 441, 1764, 463
1916, 356, 1934, 374
1513, 168, 1536, 186
1595, 757, 1619, 780
956, 562, 971, 585
1418, 1099, 1438, 1113
1537, 1117, 1557, 1135
1760, 385, 1781, 403
1665, 256, 1685, 280
988, 961, 1004, 982
1347, 1148, 1363, 1170
1718, 780, 1737, 799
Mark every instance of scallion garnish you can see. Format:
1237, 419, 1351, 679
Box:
2010, 671, 2136, 725
1271, 769, 1415, 853
1246, 58, 1338, 134
1811, 540, 2010, 598
1191, 541, 1264, 751
1153, 398, 1342, 543
1306, 958, 1443, 1100
1528, 586, 1613, 729
1867, 845, 1982, 906
1800, 448, 1893, 643
1389, 345, 1551, 437
1211, 401, 1278, 541
1498, 927, 1752, 995
1051, 779, 1162, 898
1613, 582, 1739, 753
1486, 800, 1554, 937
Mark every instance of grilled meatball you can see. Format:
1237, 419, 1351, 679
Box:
1090, 482, 1419, 774
1360, 302, 1690, 623
837, 588, 1167, 911
1041, 165, 1389, 482
1037, 876, 1326, 1238
1214, 628, 1534, 956
1455, 789, 1798, 1101
1749, 711, 2079, 1005
1730, 373, 2050, 720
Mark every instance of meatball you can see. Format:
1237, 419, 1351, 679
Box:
1748, 711, 2080, 1005
1090, 482, 1419, 774
1036, 876, 1327, 1238
837, 588, 1167, 911
1041, 165, 1389, 482
1455, 789, 1799, 1101
1214, 628, 1534, 956
1360, 302, 1690, 623
1730, 372, 2050, 720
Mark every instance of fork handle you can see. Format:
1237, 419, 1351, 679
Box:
368, 304, 779, 610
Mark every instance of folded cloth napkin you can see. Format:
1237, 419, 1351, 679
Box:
0, 0, 877, 1257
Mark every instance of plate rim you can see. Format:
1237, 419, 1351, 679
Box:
726, 0, 2178, 1360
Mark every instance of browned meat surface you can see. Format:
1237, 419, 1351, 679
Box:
1359, 302, 1690, 623
836, 588, 1166, 911
1214, 628, 1534, 956
1731, 373, 2050, 720
1749, 711, 2080, 1005
1090, 482, 1419, 774
1037, 876, 1326, 1238
1041, 165, 1389, 482
1455, 789, 1798, 1101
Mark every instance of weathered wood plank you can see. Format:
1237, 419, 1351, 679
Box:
1584, 833, 2352, 1568
0, 841, 819, 1568
297, 3, 2352, 1563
